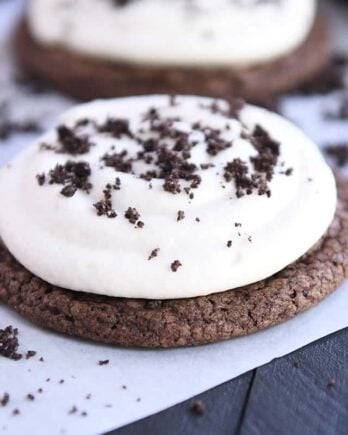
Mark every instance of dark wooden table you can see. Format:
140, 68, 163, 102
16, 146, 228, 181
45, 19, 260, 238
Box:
109, 328, 348, 435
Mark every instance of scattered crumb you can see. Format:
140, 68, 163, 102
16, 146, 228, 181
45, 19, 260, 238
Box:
0, 393, 9, 407
190, 400, 205, 416
0, 325, 22, 361
68, 406, 78, 415
25, 350, 37, 360
327, 379, 336, 389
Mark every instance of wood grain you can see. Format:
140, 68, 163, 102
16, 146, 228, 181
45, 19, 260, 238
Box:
108, 328, 348, 435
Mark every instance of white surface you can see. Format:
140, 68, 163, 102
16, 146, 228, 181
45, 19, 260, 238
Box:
28, 0, 316, 67
0, 96, 336, 299
0, 1, 348, 434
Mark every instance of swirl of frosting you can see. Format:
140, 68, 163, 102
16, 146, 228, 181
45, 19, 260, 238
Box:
28, 0, 316, 67
0, 95, 336, 299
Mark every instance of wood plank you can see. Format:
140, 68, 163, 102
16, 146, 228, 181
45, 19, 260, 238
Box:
108, 371, 254, 435
239, 329, 348, 435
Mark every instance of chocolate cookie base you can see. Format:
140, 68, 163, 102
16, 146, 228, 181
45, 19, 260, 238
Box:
14, 16, 329, 104
1, 178, 348, 348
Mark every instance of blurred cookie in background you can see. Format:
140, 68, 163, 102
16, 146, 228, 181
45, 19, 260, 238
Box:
15, 0, 330, 103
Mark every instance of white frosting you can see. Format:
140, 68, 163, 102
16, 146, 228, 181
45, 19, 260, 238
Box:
0, 95, 336, 300
28, 0, 317, 67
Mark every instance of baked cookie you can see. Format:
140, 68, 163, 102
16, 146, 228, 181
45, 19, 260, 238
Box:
0, 95, 345, 348
15, 0, 330, 103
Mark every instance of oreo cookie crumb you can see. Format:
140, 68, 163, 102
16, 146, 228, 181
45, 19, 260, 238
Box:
327, 379, 336, 389
42, 161, 92, 198
25, 350, 37, 360
68, 406, 78, 415
190, 400, 205, 416
93, 183, 117, 218
98, 118, 133, 139
36, 173, 46, 186
125, 207, 143, 227
12, 409, 20, 416
56, 124, 93, 155
26, 394, 35, 401
148, 248, 160, 261
0, 393, 9, 407
98, 360, 109, 366
0, 325, 22, 361
177, 210, 185, 221
171, 260, 182, 272
227, 240, 232, 248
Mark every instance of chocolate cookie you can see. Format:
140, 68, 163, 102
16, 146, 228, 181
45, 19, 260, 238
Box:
1, 178, 347, 348
14, 16, 329, 104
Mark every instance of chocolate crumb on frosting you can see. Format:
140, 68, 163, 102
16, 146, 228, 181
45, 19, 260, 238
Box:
93, 183, 117, 218
98, 118, 133, 139
125, 207, 142, 226
38, 161, 92, 198
56, 124, 93, 155
171, 260, 182, 272
26, 394, 35, 401
227, 240, 232, 248
36, 173, 45, 186
34, 97, 283, 233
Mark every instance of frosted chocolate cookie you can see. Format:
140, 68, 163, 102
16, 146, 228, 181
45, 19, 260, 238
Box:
15, 0, 329, 103
0, 95, 346, 348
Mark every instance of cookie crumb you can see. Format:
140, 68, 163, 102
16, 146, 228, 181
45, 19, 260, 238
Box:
68, 406, 78, 415
177, 210, 185, 222
327, 379, 336, 389
0, 325, 22, 361
171, 260, 182, 272
0, 393, 9, 407
148, 248, 160, 261
98, 360, 109, 366
26, 350, 37, 360
26, 394, 35, 401
190, 400, 205, 416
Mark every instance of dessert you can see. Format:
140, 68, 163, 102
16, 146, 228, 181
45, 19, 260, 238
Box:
15, 0, 329, 103
0, 95, 346, 348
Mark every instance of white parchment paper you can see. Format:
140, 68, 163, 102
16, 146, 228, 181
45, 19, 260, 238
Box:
0, 1, 348, 434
